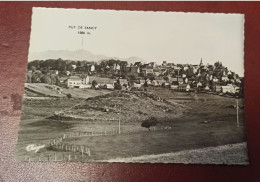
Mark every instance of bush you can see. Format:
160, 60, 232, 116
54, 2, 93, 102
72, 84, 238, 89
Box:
141, 117, 158, 131
92, 80, 98, 88
66, 93, 72, 99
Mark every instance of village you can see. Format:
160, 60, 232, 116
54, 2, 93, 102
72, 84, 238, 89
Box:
18, 57, 246, 163
26, 58, 244, 97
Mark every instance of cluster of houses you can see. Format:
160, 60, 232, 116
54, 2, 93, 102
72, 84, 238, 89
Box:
65, 59, 243, 95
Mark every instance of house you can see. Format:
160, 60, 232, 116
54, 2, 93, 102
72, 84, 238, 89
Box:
132, 83, 142, 89
221, 84, 236, 94
184, 77, 188, 83
170, 85, 178, 90
141, 66, 153, 76
153, 68, 160, 76
197, 81, 202, 88
115, 64, 120, 70
71, 65, 77, 70
50, 70, 59, 75
169, 77, 177, 84
221, 76, 229, 82
66, 71, 71, 76
235, 78, 241, 83
67, 76, 81, 88
119, 78, 128, 86
90, 65, 95, 72
213, 85, 222, 92
213, 77, 219, 82
130, 66, 140, 74
162, 61, 167, 67
151, 80, 161, 87
173, 66, 181, 76
134, 62, 142, 67
178, 84, 190, 92
204, 85, 210, 91
67, 75, 90, 88
192, 65, 199, 74
177, 77, 184, 85
139, 79, 146, 85
104, 84, 114, 90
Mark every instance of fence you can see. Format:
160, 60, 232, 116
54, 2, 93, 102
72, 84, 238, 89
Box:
49, 136, 91, 157
29, 125, 174, 162
24, 151, 90, 162
60, 126, 173, 140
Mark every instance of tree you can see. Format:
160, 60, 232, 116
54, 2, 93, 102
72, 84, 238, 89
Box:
114, 82, 122, 90
92, 80, 98, 88
163, 76, 169, 81
138, 72, 145, 77
66, 93, 72, 99
40, 75, 51, 84
141, 117, 158, 131
128, 74, 137, 81
147, 73, 155, 81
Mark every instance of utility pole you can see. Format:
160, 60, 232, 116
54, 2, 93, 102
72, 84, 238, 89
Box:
118, 107, 121, 134
236, 97, 240, 128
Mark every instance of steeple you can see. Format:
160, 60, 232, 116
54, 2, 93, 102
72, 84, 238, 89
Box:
200, 58, 203, 66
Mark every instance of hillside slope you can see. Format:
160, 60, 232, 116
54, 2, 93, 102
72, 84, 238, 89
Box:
62, 91, 186, 123
24, 83, 111, 99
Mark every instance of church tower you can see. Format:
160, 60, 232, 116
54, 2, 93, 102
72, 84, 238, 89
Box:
200, 58, 203, 66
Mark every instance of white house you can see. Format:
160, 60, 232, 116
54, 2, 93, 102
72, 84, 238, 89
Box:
222, 76, 229, 82
67, 75, 90, 88
197, 81, 202, 87
221, 84, 236, 94
178, 84, 190, 92
71, 65, 77, 70
90, 65, 95, 72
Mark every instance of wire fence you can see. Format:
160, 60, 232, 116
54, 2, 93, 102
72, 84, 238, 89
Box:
24, 125, 173, 162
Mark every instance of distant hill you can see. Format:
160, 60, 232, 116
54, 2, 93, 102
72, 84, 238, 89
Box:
28, 49, 146, 64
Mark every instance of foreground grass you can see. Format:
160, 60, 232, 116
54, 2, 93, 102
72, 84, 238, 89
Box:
103, 142, 248, 165
62, 118, 246, 161
16, 90, 247, 164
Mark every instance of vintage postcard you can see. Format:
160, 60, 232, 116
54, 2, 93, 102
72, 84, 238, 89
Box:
15, 7, 248, 164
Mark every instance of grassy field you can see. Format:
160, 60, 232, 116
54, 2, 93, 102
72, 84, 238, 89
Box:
24, 83, 111, 98
15, 87, 247, 164
89, 76, 115, 84
104, 142, 248, 164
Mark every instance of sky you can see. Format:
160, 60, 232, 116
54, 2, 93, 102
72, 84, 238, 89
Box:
29, 8, 245, 76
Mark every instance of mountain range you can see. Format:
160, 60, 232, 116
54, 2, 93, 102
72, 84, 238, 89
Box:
28, 49, 146, 64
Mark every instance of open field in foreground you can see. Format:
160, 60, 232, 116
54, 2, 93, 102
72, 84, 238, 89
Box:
16, 88, 248, 164
104, 142, 248, 165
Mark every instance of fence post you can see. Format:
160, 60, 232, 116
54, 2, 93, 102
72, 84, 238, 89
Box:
81, 146, 84, 158
54, 152, 57, 162
87, 148, 91, 156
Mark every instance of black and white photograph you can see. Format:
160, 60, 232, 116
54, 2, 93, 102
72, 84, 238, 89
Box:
15, 7, 248, 164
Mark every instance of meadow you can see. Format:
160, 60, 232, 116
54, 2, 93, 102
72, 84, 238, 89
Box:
15, 87, 247, 163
